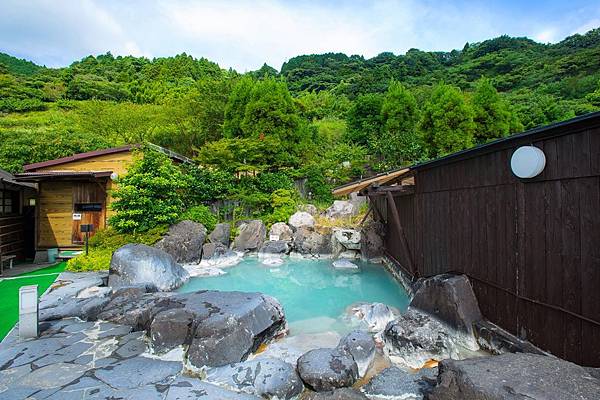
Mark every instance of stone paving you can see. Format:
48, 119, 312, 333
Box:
0, 318, 259, 399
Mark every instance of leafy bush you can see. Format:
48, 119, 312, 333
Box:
109, 147, 190, 233
66, 225, 168, 271
0, 97, 47, 112
180, 205, 217, 232
263, 189, 297, 225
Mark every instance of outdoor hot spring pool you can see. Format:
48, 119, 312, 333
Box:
177, 257, 409, 335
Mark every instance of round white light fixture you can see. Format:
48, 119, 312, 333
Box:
510, 146, 546, 179
110, 172, 119, 181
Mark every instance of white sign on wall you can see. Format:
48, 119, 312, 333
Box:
73, 213, 82, 221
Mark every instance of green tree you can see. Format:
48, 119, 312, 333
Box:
241, 77, 300, 142
375, 81, 422, 169
472, 78, 522, 143
109, 148, 189, 233
345, 93, 384, 146
223, 76, 254, 138
421, 84, 475, 157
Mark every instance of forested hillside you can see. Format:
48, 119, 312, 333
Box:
1, 28, 600, 210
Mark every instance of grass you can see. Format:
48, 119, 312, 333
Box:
0, 262, 66, 340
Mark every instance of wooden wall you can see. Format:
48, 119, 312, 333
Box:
378, 120, 600, 366
0, 215, 25, 259
35, 151, 134, 248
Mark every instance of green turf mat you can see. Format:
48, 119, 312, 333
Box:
0, 262, 66, 340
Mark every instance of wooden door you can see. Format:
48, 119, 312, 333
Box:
71, 182, 106, 245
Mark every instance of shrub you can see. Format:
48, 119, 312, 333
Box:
66, 225, 168, 272
180, 205, 217, 232
263, 189, 297, 226
109, 147, 189, 233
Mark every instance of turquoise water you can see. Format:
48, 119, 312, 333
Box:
178, 257, 409, 334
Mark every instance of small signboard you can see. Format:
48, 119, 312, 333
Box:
269, 234, 279, 241
80, 224, 94, 233
72, 213, 82, 221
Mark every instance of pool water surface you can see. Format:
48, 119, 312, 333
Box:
178, 257, 409, 335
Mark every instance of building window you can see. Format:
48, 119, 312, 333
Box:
0, 190, 18, 216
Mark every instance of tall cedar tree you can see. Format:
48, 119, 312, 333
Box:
376, 81, 421, 169
472, 78, 522, 143
421, 84, 475, 158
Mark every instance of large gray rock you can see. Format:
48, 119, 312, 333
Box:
233, 220, 267, 251
288, 211, 316, 230
410, 274, 482, 336
269, 222, 294, 241
108, 244, 189, 291
149, 308, 194, 354
325, 200, 356, 219
360, 218, 384, 260
205, 358, 303, 399
297, 348, 358, 392
333, 228, 361, 250
304, 388, 368, 399
337, 330, 375, 377
184, 291, 286, 368
428, 353, 600, 400
363, 366, 436, 400
154, 220, 207, 264
209, 223, 231, 246
384, 308, 478, 369
259, 240, 290, 255
293, 227, 332, 256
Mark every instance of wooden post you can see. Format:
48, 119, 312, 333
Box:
386, 191, 417, 277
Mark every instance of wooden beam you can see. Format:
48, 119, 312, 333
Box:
365, 184, 415, 197
332, 168, 410, 196
386, 190, 417, 277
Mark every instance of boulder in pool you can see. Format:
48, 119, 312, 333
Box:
333, 228, 361, 250
410, 274, 482, 336
209, 222, 231, 247
383, 308, 478, 369
269, 222, 294, 241
233, 220, 267, 252
293, 228, 332, 257
351, 302, 398, 333
297, 348, 358, 392
289, 211, 316, 230
332, 259, 359, 270
154, 220, 207, 264
108, 244, 189, 291
184, 291, 286, 368
337, 330, 375, 377
205, 358, 303, 399
259, 240, 290, 255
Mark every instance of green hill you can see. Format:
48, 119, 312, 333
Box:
0, 52, 44, 75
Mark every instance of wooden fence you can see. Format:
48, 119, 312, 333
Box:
370, 113, 600, 367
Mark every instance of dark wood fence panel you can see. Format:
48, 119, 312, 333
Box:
378, 121, 600, 366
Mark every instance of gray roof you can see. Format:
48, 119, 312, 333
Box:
0, 169, 37, 190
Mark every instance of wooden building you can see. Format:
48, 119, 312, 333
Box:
0, 169, 37, 264
15, 144, 192, 250
337, 111, 600, 367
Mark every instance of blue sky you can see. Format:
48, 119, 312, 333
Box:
1, 0, 599, 72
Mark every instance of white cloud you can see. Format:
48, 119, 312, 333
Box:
0, 0, 599, 71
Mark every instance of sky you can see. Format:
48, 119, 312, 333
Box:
1, 0, 599, 72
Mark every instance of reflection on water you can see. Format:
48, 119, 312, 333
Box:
178, 256, 410, 335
